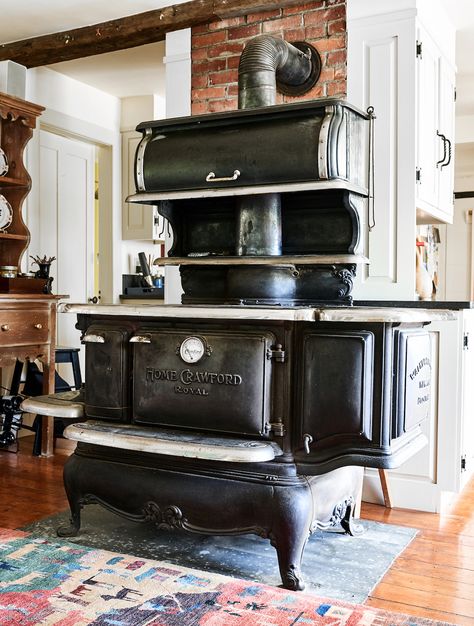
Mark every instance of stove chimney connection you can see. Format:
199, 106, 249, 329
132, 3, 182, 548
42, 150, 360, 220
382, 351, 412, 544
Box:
236, 37, 321, 257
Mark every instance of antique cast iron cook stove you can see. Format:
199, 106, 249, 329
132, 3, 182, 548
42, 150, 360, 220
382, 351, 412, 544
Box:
28, 37, 435, 591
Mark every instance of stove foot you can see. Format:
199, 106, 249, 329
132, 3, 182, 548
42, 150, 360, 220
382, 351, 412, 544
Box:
57, 509, 81, 537
340, 501, 364, 537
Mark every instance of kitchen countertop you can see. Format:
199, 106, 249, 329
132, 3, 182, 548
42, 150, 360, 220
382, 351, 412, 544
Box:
354, 300, 474, 310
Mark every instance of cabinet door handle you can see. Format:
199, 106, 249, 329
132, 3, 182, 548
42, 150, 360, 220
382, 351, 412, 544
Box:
436, 131, 447, 168
441, 136, 452, 169
33, 323, 43, 330
1, 324, 9, 331
206, 169, 240, 183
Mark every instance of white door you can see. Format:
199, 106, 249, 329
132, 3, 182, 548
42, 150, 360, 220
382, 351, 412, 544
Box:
39, 131, 95, 381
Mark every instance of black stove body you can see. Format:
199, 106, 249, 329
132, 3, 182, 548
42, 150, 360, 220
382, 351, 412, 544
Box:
49, 37, 432, 592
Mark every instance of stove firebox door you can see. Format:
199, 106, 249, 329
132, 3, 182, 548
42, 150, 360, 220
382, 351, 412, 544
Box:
298, 330, 374, 458
83, 325, 131, 421
132, 330, 275, 437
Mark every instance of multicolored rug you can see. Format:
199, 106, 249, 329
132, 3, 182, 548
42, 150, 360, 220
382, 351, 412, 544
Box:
0, 527, 452, 626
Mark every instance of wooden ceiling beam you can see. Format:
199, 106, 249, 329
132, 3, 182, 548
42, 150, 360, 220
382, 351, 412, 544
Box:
0, 0, 306, 68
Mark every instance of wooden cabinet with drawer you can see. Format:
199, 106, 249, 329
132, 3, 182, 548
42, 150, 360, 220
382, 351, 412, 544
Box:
0, 294, 63, 455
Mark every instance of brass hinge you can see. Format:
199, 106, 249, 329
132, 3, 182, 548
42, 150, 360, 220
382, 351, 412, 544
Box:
416, 40, 422, 58
267, 344, 285, 362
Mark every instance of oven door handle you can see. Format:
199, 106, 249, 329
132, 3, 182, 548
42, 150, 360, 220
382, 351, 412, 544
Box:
206, 169, 240, 183
82, 333, 105, 344
130, 334, 152, 344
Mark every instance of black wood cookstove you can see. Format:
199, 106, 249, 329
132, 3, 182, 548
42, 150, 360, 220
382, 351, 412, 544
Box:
25, 36, 433, 591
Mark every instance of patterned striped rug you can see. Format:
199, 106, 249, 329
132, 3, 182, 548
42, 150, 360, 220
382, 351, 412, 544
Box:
0, 528, 453, 626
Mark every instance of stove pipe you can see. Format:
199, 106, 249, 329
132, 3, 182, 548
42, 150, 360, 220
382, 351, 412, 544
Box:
236, 36, 320, 256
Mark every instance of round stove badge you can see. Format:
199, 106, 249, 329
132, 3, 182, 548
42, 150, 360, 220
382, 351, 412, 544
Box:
179, 336, 206, 364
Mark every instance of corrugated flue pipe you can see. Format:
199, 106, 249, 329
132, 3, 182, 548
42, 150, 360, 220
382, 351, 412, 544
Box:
236, 36, 320, 256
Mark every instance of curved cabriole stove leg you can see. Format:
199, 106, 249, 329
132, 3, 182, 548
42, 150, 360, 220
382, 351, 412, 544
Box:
57, 453, 83, 537
271, 486, 312, 591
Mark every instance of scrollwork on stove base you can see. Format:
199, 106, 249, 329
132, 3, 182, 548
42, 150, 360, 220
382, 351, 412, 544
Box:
282, 565, 305, 591
143, 502, 187, 531
310, 496, 364, 536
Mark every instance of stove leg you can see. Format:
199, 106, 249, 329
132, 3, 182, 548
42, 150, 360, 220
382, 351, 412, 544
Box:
57, 453, 82, 537
271, 487, 311, 591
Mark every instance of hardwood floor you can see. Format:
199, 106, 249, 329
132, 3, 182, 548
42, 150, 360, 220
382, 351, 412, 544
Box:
1, 439, 474, 624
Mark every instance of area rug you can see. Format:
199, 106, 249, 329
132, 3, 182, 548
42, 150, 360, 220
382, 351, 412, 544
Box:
23, 505, 417, 604
0, 528, 452, 626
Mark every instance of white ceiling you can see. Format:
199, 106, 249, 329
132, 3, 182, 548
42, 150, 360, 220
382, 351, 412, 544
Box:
0, 0, 473, 110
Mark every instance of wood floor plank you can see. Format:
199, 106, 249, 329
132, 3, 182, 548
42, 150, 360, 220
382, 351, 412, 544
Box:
365, 598, 474, 626
378, 569, 474, 602
391, 557, 474, 586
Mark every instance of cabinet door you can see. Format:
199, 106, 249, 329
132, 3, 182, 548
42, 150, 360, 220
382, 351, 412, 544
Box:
437, 57, 455, 221
122, 130, 163, 241
416, 26, 440, 212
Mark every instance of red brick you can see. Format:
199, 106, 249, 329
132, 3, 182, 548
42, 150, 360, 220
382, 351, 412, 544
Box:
327, 49, 346, 65
262, 15, 303, 33
209, 16, 245, 30
283, 2, 324, 16
228, 84, 239, 97
191, 47, 208, 61
334, 65, 346, 80
209, 69, 238, 86
207, 42, 244, 58
326, 80, 346, 96
228, 23, 261, 41
314, 35, 345, 52
191, 74, 208, 89
227, 55, 241, 70
192, 24, 209, 35
192, 86, 227, 101
193, 59, 226, 74
247, 9, 281, 23
192, 30, 227, 49
328, 18, 346, 35
284, 28, 306, 42
305, 25, 326, 39
319, 66, 335, 82
192, 102, 209, 115
208, 99, 238, 113
304, 5, 345, 25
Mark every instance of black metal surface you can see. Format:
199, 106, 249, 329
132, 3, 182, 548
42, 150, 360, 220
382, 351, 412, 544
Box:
236, 193, 282, 256
132, 329, 275, 436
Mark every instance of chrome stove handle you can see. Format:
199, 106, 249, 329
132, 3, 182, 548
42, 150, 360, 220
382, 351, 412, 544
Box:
206, 169, 240, 183
130, 334, 152, 344
303, 433, 313, 454
82, 333, 105, 344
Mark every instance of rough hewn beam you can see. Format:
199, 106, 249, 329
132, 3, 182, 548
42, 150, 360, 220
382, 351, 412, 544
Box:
0, 0, 307, 68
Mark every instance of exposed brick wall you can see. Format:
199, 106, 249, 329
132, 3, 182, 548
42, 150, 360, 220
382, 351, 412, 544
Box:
191, 1, 346, 115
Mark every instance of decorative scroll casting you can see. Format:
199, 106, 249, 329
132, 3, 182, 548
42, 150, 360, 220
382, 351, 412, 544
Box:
310, 496, 364, 537
143, 502, 187, 530
332, 264, 357, 299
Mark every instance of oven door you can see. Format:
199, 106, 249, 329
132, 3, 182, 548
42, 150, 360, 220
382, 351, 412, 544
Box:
131, 329, 276, 437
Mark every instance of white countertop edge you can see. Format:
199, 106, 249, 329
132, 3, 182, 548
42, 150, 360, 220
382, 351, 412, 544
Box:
58, 303, 456, 323
64, 424, 277, 463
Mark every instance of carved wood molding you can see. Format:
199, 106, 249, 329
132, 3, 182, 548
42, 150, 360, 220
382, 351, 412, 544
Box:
0, 93, 45, 128
0, 0, 306, 68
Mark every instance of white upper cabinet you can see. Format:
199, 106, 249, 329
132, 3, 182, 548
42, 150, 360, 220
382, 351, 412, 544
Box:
348, 0, 455, 300
416, 25, 456, 222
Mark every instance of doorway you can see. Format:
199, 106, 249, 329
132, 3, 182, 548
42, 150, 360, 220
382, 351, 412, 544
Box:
38, 130, 97, 379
